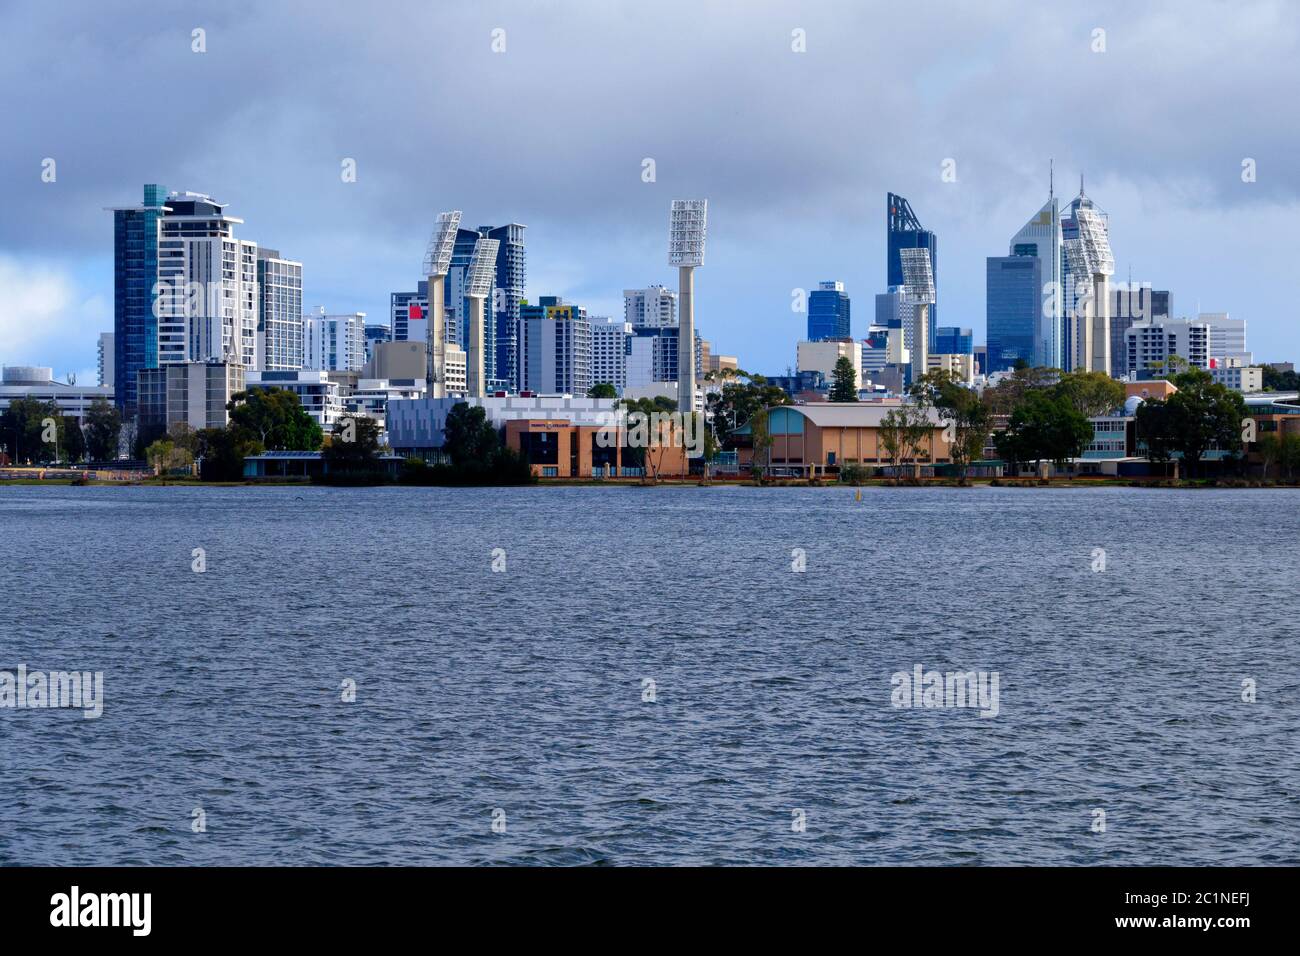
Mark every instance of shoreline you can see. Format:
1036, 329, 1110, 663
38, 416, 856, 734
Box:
3, 477, 1296, 490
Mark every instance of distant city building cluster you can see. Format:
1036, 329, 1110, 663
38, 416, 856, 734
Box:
0, 176, 1290, 477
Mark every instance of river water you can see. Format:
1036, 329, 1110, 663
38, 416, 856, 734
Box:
1, 484, 1296, 865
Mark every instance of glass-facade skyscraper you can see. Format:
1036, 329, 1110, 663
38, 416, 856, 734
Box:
986, 255, 1041, 372
483, 223, 526, 393
887, 192, 937, 346
807, 281, 850, 341
1008, 196, 1062, 369
111, 184, 166, 412
934, 326, 974, 355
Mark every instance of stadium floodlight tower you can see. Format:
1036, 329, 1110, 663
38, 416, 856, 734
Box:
422, 210, 462, 399
463, 237, 500, 398
900, 247, 935, 388
669, 199, 707, 413
1076, 205, 1114, 374
1064, 207, 1114, 374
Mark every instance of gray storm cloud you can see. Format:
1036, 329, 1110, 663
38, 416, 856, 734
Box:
2, 0, 1297, 372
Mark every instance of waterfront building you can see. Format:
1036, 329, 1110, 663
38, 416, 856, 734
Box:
1008, 196, 1062, 368
797, 339, 862, 391
591, 317, 631, 392
386, 394, 687, 478
763, 371, 827, 398
875, 286, 916, 352
481, 223, 527, 391
256, 248, 304, 371
443, 344, 467, 394
734, 403, 950, 476
304, 310, 367, 372
928, 353, 976, 385
707, 354, 738, 375
245, 369, 345, 428
0, 366, 115, 421
109, 185, 297, 410
887, 193, 938, 341
1108, 286, 1170, 378
623, 285, 678, 329
517, 297, 592, 396
986, 254, 1041, 372
808, 281, 851, 341
1060, 184, 1113, 374
155, 191, 259, 369
391, 281, 427, 343
626, 327, 678, 389
138, 360, 244, 432
97, 333, 115, 388
934, 326, 974, 356
1123, 319, 1211, 375
108, 184, 167, 412
364, 323, 392, 364
1199, 313, 1247, 361
363, 340, 425, 381
1209, 362, 1263, 393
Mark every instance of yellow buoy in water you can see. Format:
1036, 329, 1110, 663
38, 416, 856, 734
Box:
854, 488, 862, 503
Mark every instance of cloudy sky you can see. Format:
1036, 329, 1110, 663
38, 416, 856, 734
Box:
2, 0, 1298, 382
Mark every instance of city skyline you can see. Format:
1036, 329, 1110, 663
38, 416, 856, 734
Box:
2, 0, 1298, 383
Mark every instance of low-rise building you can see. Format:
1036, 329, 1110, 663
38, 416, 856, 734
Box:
733, 403, 950, 476
388, 394, 621, 455
363, 340, 426, 380
1209, 363, 1263, 393
0, 366, 115, 420
797, 339, 862, 391
927, 352, 975, 385
138, 360, 244, 432
246, 369, 345, 428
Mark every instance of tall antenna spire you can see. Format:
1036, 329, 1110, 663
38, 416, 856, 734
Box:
1049, 158, 1054, 199
1080, 174, 1085, 197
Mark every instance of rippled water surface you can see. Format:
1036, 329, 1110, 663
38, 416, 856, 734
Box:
2, 484, 1297, 865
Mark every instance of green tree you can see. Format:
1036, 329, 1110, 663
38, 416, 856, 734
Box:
911, 369, 990, 484
1256, 431, 1280, 480
443, 402, 500, 466
1134, 399, 1175, 472
1279, 431, 1300, 481
703, 370, 791, 448
0, 397, 63, 464
829, 356, 859, 402
1159, 369, 1248, 477
228, 388, 322, 451
323, 416, 384, 478
587, 382, 617, 399
878, 405, 934, 483
62, 417, 86, 463
748, 406, 773, 477
617, 396, 681, 480
1053, 370, 1126, 418
1148, 354, 1191, 380
982, 365, 1060, 417
995, 390, 1091, 473
196, 427, 263, 481
84, 399, 123, 461
145, 439, 193, 476
1261, 365, 1300, 392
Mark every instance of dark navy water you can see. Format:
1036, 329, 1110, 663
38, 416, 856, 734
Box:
2, 485, 1297, 866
